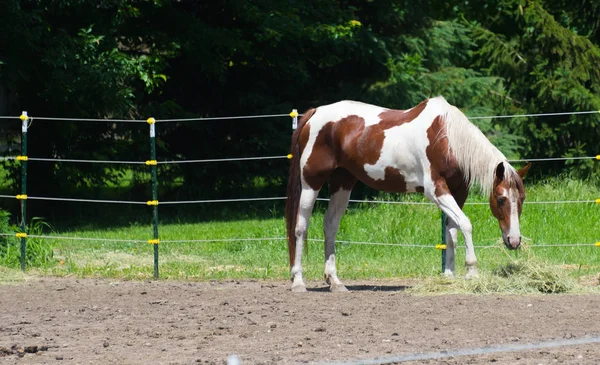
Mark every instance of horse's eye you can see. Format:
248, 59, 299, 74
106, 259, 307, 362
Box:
497, 197, 506, 206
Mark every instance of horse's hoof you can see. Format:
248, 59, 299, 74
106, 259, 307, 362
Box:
291, 283, 307, 293
465, 269, 479, 280
442, 270, 455, 279
330, 284, 348, 293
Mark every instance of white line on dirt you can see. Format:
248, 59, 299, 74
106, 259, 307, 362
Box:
318, 335, 600, 365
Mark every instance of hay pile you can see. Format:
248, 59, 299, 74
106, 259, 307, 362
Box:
410, 257, 577, 295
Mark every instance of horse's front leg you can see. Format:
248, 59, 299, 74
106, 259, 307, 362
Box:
443, 218, 459, 278
428, 187, 477, 279
323, 187, 353, 292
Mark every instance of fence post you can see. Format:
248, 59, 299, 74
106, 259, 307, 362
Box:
440, 212, 446, 273
18, 112, 29, 271
147, 117, 159, 280
290, 109, 298, 130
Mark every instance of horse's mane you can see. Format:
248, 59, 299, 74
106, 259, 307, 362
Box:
435, 97, 518, 196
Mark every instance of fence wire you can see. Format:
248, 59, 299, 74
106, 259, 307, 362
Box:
0, 195, 148, 205
24, 116, 146, 123
0, 108, 598, 272
0, 233, 596, 250
0, 109, 599, 123
156, 113, 290, 122
0, 194, 595, 206
0, 154, 596, 165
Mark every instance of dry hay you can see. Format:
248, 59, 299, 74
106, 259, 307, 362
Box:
410, 244, 580, 295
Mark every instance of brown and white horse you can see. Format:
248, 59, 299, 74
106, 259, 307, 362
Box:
285, 96, 530, 292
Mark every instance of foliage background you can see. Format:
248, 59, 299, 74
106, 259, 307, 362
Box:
0, 0, 598, 224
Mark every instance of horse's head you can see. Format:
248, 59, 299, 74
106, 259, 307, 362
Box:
489, 162, 531, 249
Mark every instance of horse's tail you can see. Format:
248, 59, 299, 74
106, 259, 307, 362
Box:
285, 108, 316, 268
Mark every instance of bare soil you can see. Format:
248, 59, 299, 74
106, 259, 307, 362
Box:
2, 277, 600, 364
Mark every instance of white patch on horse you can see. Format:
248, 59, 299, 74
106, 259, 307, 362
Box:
312, 100, 387, 128
300, 101, 387, 178
324, 254, 345, 288
508, 188, 521, 245
362, 99, 446, 189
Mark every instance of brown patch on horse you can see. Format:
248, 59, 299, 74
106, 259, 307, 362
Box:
347, 99, 428, 192
377, 99, 428, 128
302, 121, 337, 190
329, 168, 358, 194
338, 102, 429, 192
340, 115, 411, 192
425, 115, 468, 201
302, 100, 430, 193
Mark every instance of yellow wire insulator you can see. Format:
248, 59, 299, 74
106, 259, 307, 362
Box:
16, 156, 28, 161
596, 155, 600, 160
19, 114, 28, 121
435, 244, 447, 250
16, 232, 27, 238
596, 198, 600, 204
287, 154, 293, 159
146, 160, 157, 166
289, 110, 298, 118
595, 242, 600, 247
147, 200, 159, 206
148, 239, 160, 245
147, 117, 156, 124
16, 194, 27, 200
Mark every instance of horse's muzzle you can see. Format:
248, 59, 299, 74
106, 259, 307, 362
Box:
504, 236, 521, 250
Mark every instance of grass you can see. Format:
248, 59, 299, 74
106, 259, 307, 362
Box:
0, 177, 598, 293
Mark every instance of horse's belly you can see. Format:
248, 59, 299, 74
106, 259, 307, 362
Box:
348, 165, 424, 193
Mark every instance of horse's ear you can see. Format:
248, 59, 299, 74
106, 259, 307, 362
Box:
517, 163, 531, 179
495, 162, 505, 182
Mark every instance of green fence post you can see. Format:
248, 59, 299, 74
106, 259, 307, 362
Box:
441, 212, 446, 273
18, 112, 29, 271
147, 117, 159, 280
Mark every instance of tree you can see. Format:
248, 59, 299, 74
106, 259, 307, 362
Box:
1, 0, 598, 223
458, 0, 600, 175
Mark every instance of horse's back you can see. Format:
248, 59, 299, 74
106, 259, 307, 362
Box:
308, 97, 452, 129
299, 98, 459, 193
308, 100, 389, 129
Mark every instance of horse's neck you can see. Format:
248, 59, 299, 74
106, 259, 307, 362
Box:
444, 110, 506, 196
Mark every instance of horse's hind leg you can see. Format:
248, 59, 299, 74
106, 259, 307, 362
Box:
291, 187, 320, 292
323, 169, 356, 292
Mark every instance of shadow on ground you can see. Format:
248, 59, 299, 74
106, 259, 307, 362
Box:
308, 284, 411, 292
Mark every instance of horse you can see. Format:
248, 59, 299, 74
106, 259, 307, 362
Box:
285, 96, 530, 292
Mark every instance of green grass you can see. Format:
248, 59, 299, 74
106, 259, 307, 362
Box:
0, 177, 598, 292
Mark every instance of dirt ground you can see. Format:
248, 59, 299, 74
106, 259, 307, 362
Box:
2, 277, 600, 365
